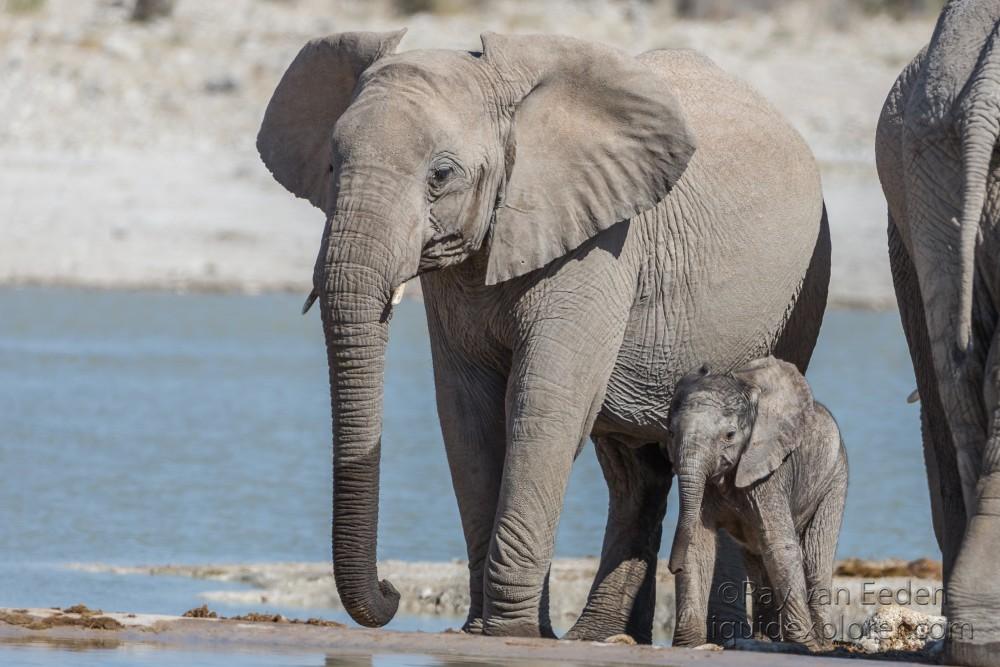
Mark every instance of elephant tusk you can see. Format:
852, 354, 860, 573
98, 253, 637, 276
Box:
391, 282, 407, 306
907, 388, 920, 404
301, 288, 318, 315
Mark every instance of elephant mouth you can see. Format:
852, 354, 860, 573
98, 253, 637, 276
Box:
419, 232, 471, 271
709, 461, 735, 487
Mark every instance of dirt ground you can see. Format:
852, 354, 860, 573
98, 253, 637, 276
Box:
0, 606, 939, 666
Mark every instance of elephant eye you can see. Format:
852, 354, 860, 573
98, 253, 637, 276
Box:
724, 430, 737, 443
429, 165, 454, 187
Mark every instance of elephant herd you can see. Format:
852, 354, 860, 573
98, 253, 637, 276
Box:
256, 2, 1000, 665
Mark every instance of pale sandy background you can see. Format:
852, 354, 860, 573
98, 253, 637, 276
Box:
0, 0, 937, 305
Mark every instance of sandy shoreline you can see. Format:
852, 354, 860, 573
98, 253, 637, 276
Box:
69, 557, 945, 643
0, 606, 936, 666
0, 1, 935, 308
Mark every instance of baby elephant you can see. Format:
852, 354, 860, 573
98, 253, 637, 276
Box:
666, 356, 847, 650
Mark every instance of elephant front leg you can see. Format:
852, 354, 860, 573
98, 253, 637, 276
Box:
564, 439, 670, 644
480, 397, 593, 638
481, 325, 624, 638
754, 499, 819, 650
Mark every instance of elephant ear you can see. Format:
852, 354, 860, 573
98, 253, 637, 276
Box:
732, 356, 814, 488
257, 29, 406, 210
480, 33, 696, 285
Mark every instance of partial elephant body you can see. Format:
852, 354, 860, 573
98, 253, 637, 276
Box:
423, 49, 828, 641
876, 2, 1000, 665
664, 358, 847, 650
705, 402, 846, 649
598, 49, 825, 433
258, 31, 828, 644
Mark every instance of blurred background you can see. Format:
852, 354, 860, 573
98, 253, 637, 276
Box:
0, 0, 946, 642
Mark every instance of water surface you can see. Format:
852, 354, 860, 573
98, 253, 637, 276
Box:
0, 287, 934, 621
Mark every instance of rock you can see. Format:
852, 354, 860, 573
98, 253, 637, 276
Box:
855, 605, 945, 653
182, 605, 218, 619
131, 0, 175, 22
203, 76, 240, 95
103, 33, 142, 61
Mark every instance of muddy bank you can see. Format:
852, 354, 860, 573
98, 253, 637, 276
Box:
0, 606, 936, 666
72, 558, 945, 640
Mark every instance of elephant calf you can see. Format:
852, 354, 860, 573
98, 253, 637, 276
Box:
665, 356, 847, 650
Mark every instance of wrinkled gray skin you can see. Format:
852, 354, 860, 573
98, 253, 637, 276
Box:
665, 357, 847, 650
257, 31, 830, 641
876, 2, 1000, 664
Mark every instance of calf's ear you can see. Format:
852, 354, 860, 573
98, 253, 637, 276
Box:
732, 357, 813, 488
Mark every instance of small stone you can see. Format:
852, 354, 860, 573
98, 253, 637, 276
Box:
182, 605, 217, 619
203, 76, 239, 95
693, 642, 723, 651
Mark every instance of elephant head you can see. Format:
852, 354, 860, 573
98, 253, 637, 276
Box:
666, 357, 813, 574
257, 31, 696, 627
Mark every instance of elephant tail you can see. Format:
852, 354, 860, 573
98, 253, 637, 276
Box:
955, 23, 1000, 357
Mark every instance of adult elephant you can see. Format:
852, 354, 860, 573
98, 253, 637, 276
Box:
258, 30, 829, 643
876, 2, 1000, 665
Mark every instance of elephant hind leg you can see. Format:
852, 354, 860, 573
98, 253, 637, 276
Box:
800, 465, 847, 648
947, 323, 1000, 665
889, 217, 966, 579
771, 202, 831, 375
563, 438, 670, 644
706, 531, 751, 645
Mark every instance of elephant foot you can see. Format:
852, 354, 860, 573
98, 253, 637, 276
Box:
482, 616, 556, 639
563, 625, 625, 643
563, 556, 655, 644
564, 617, 650, 644
673, 611, 709, 648
461, 616, 484, 635
562, 605, 624, 643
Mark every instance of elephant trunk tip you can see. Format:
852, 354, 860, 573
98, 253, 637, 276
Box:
341, 577, 400, 628
668, 526, 691, 575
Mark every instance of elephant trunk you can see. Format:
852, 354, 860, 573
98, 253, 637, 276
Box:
956, 24, 1000, 356
320, 215, 400, 628
669, 459, 709, 575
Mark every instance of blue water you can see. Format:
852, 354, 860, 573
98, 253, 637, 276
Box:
0, 287, 934, 621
